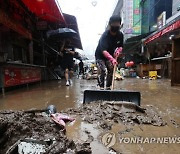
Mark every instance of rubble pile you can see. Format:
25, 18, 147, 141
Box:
65, 101, 166, 130
0, 110, 91, 154
0, 101, 166, 153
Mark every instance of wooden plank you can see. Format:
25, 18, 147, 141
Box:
174, 57, 180, 61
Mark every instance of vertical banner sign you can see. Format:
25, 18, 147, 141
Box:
142, 0, 149, 34
133, 0, 141, 34
124, 0, 134, 34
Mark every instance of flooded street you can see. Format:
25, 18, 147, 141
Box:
1, 0, 180, 153
0, 79, 96, 111
0, 78, 179, 113
0, 78, 180, 154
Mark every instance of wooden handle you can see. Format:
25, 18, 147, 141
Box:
111, 57, 117, 90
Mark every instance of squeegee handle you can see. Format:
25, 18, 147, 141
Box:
111, 57, 117, 90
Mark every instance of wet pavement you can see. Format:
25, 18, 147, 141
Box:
0, 79, 97, 111
0, 78, 180, 154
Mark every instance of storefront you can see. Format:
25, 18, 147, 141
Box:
0, 0, 66, 94
143, 13, 180, 85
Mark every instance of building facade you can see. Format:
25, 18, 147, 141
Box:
140, 0, 173, 34
172, 0, 180, 15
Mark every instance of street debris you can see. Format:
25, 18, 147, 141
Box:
0, 110, 91, 154
0, 101, 167, 153
170, 119, 179, 128
65, 101, 166, 128
51, 113, 75, 127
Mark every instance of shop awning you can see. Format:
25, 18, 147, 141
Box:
144, 17, 180, 44
124, 32, 152, 53
21, 0, 65, 23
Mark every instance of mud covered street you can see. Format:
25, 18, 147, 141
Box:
0, 110, 91, 154
0, 78, 180, 153
1, 0, 180, 153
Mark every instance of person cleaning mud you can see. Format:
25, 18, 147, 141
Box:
95, 15, 123, 90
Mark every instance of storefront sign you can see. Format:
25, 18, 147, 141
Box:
133, 0, 141, 34
157, 11, 166, 29
0, 9, 32, 39
141, 0, 149, 34
4, 67, 41, 87
161, 20, 180, 35
145, 19, 180, 44
124, 0, 134, 34
145, 31, 162, 44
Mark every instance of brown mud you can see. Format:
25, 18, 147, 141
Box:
64, 101, 179, 154
0, 101, 167, 154
0, 110, 91, 154
0, 79, 180, 153
64, 101, 166, 128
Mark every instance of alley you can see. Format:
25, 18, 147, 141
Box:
0, 78, 179, 112
0, 0, 180, 153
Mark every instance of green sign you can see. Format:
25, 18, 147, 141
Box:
141, 0, 149, 34
133, 0, 141, 34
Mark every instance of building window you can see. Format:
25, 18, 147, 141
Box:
13, 45, 22, 62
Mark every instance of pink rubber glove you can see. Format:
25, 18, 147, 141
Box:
111, 58, 118, 66
51, 113, 75, 127
114, 47, 123, 58
103, 51, 117, 66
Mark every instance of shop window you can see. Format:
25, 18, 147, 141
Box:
13, 45, 28, 63
13, 45, 22, 62
22, 48, 27, 63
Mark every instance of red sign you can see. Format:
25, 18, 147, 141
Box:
4, 67, 41, 87
0, 9, 32, 40
145, 31, 162, 44
161, 20, 180, 35
145, 20, 180, 44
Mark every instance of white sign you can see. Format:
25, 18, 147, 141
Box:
157, 11, 166, 29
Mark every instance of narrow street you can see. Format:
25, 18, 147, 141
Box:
0, 78, 97, 111
0, 78, 179, 112
0, 78, 179, 153
0, 0, 180, 153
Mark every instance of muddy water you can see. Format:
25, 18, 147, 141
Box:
0, 80, 96, 111
65, 100, 179, 154
66, 116, 109, 154
0, 78, 180, 154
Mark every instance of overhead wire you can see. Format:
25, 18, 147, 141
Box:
132, 0, 161, 27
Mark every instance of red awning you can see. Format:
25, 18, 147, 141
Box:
22, 0, 65, 23
145, 19, 180, 44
